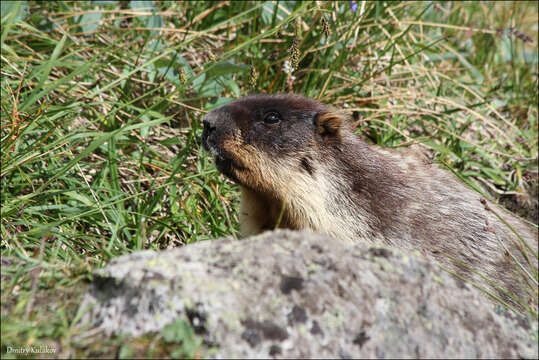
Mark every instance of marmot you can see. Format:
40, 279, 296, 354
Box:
202, 94, 538, 308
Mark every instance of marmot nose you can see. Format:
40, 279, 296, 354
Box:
202, 112, 217, 151
202, 112, 217, 134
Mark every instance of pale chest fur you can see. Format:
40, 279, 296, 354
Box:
239, 164, 384, 243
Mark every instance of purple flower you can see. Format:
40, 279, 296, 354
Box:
349, 1, 358, 12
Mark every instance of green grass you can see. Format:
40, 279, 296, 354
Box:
1, 1, 537, 357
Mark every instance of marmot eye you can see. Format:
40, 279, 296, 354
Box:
264, 112, 281, 124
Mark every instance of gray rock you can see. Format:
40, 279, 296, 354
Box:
79, 230, 538, 358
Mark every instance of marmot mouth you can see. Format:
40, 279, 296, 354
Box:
203, 138, 247, 183
214, 154, 246, 183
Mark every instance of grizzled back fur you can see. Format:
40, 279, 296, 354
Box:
202, 94, 538, 309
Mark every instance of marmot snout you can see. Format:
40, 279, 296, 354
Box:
202, 94, 332, 188
202, 94, 538, 308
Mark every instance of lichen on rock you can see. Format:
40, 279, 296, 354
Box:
79, 230, 538, 358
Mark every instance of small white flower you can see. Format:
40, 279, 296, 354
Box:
283, 60, 294, 75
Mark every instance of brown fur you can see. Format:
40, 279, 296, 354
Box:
202, 94, 538, 309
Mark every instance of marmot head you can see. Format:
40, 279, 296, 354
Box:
202, 94, 350, 194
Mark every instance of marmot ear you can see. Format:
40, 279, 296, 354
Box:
314, 110, 346, 136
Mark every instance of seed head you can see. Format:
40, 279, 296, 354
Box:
321, 16, 330, 38
288, 37, 300, 71
179, 67, 188, 84
249, 65, 258, 89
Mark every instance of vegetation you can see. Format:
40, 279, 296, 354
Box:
1, 1, 537, 357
